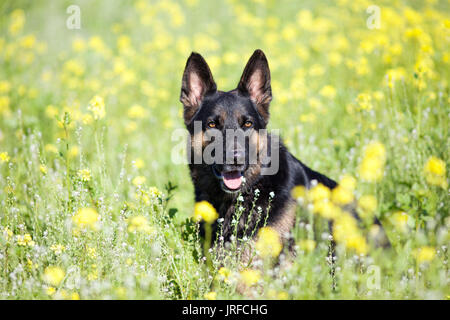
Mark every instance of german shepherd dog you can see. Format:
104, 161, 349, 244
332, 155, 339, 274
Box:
180, 49, 388, 261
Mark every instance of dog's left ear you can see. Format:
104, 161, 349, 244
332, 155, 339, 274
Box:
237, 49, 272, 123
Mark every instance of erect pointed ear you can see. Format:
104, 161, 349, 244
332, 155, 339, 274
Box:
180, 52, 217, 125
237, 49, 272, 123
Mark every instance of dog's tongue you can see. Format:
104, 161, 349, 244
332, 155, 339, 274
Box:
222, 171, 242, 190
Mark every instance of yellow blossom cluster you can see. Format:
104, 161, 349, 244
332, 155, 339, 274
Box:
239, 269, 261, 287
255, 226, 283, 258
77, 169, 92, 182
127, 215, 155, 234
358, 142, 386, 182
88, 95, 106, 120
43, 266, 65, 286
72, 207, 99, 231
292, 174, 370, 255
0, 152, 10, 163
134, 186, 163, 205
16, 233, 35, 247
423, 156, 447, 188
193, 201, 218, 223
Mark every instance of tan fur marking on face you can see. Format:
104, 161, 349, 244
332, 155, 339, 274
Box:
190, 131, 206, 158
232, 109, 242, 120
242, 131, 267, 187
251, 130, 267, 156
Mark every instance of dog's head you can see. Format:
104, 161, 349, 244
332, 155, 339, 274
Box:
180, 49, 273, 194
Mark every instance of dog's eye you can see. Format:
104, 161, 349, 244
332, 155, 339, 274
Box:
243, 120, 253, 128
207, 121, 216, 128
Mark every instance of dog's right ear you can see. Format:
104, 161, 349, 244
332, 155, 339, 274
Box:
180, 52, 217, 125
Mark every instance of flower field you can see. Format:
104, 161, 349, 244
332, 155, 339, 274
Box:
0, 0, 448, 299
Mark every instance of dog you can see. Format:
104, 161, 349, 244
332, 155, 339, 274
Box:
180, 49, 389, 263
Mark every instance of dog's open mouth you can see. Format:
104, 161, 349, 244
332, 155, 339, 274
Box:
212, 166, 244, 193
222, 171, 243, 190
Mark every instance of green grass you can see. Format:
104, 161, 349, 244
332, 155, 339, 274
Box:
0, 0, 448, 299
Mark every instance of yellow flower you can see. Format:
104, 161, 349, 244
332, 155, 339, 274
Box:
390, 211, 410, 232
356, 92, 373, 111
358, 195, 377, 214
27, 258, 37, 271
88, 273, 98, 281
134, 186, 162, 204
68, 146, 79, 158
45, 105, 59, 118
88, 95, 106, 120
45, 144, 58, 154
0, 96, 11, 116
127, 104, 147, 119
70, 292, 80, 300
46, 287, 56, 296
133, 158, 145, 169
312, 201, 341, 219
333, 213, 368, 255
72, 207, 99, 230
50, 244, 66, 255
132, 176, 146, 187
308, 183, 331, 202
345, 234, 369, 255
88, 264, 98, 280
82, 113, 94, 125
77, 169, 91, 182
291, 185, 306, 200
8, 9, 25, 36
20, 34, 36, 49
39, 164, 48, 175
43, 266, 65, 286
204, 291, 217, 300
414, 246, 436, 264
127, 215, 155, 234
298, 239, 316, 252
194, 201, 218, 223
358, 142, 386, 182
16, 233, 35, 247
63, 59, 85, 77
217, 267, 231, 283
3, 227, 13, 241
364, 141, 386, 160
319, 85, 337, 99
0, 152, 10, 163
423, 156, 447, 188
239, 269, 261, 287
339, 175, 356, 191
115, 287, 127, 299
148, 186, 162, 198
255, 227, 283, 258
331, 185, 354, 205
72, 37, 86, 52
267, 288, 289, 299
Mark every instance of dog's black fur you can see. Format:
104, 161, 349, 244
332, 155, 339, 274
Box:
180, 49, 388, 253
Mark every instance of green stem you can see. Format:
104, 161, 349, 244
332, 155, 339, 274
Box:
204, 223, 212, 269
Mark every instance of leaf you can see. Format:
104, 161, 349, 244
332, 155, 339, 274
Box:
168, 208, 178, 219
